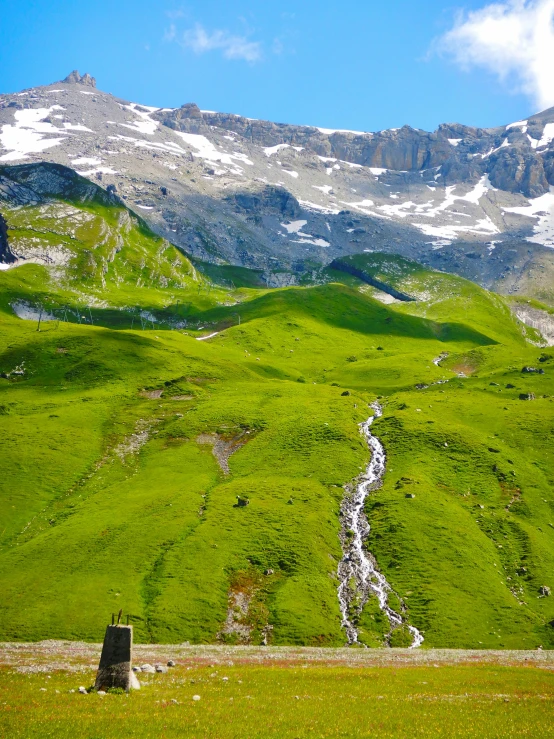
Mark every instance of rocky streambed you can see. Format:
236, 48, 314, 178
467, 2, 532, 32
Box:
337, 403, 423, 648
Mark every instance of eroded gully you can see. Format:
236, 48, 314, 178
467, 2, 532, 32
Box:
337, 403, 423, 648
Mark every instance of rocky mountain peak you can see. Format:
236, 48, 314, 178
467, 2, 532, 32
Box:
61, 70, 96, 88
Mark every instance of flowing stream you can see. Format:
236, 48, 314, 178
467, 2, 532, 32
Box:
337, 403, 423, 648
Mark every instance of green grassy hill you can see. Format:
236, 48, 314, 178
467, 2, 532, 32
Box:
1, 174, 553, 648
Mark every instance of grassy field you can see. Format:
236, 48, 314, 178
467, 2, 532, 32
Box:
1, 183, 554, 650
1, 644, 553, 738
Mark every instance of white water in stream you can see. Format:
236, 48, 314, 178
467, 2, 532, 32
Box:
337, 403, 423, 648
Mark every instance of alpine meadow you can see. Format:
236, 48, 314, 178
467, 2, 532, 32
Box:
2, 16, 554, 734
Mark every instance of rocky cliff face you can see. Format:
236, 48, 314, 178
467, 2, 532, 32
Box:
156, 103, 554, 199
1, 73, 554, 303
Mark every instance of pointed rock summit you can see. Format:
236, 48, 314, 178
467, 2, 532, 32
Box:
61, 70, 96, 88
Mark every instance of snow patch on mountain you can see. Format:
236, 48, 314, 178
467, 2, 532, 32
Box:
503, 189, 554, 248
0, 106, 68, 161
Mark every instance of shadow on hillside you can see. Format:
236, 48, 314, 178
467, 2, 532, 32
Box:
194, 284, 497, 346
1, 283, 496, 348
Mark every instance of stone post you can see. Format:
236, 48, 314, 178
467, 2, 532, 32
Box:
95, 624, 139, 692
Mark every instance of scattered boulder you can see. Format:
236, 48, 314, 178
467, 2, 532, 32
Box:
167, 660, 176, 667
405, 493, 416, 499
78, 686, 88, 694
519, 393, 536, 401
265, 568, 274, 576
341, 390, 351, 396
236, 496, 250, 507
141, 664, 156, 674
539, 586, 551, 597
155, 665, 168, 674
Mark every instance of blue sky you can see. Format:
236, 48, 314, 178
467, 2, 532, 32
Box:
1, 0, 553, 132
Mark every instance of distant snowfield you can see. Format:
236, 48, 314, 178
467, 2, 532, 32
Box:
504, 188, 554, 248
316, 127, 367, 136
280, 219, 330, 247
539, 123, 554, 149
119, 103, 160, 135
76, 166, 118, 177
264, 143, 290, 157
71, 157, 101, 166
281, 220, 307, 234
0, 106, 68, 161
174, 131, 253, 172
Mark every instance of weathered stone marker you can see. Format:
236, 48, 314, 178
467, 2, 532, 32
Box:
95, 620, 140, 692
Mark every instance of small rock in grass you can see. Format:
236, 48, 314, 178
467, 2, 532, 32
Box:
155, 665, 168, 673
141, 664, 156, 674
97, 691, 106, 696
539, 586, 551, 597
222, 677, 229, 681
78, 686, 87, 694
132, 666, 141, 672
192, 694, 201, 701
39, 688, 47, 692
167, 660, 176, 667
341, 391, 350, 396
171, 698, 178, 704
405, 493, 415, 499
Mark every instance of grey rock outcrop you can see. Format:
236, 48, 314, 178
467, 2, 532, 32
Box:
229, 185, 301, 219
61, 70, 96, 88
488, 149, 549, 198
0, 212, 16, 264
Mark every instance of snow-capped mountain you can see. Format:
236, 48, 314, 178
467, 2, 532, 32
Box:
1, 70, 554, 299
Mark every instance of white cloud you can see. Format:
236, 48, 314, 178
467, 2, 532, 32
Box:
437, 0, 554, 110
182, 23, 262, 62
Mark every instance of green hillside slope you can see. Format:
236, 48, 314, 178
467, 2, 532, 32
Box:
0, 173, 553, 648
